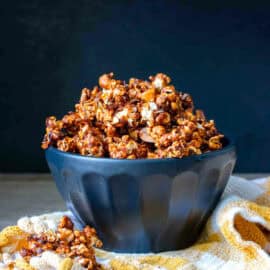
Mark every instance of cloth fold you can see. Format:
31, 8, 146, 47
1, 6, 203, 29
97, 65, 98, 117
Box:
1, 176, 270, 270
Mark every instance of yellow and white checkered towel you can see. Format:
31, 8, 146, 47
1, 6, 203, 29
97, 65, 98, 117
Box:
1, 176, 270, 270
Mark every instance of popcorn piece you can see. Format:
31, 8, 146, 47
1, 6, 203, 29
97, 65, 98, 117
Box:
29, 251, 62, 269
17, 218, 33, 235
150, 73, 171, 89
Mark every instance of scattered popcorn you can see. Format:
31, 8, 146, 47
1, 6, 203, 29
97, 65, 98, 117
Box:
0, 217, 102, 270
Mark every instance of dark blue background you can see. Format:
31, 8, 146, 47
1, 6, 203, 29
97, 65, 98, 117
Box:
1, 0, 270, 172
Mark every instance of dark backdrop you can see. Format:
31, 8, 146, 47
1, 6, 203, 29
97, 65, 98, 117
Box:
1, 0, 270, 172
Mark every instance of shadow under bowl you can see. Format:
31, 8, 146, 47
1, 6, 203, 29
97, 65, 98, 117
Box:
45, 136, 236, 253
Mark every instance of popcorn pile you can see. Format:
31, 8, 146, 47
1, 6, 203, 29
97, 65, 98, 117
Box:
42, 73, 223, 159
0, 215, 102, 270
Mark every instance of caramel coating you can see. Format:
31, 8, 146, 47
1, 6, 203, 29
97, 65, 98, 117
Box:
42, 73, 223, 158
20, 216, 102, 270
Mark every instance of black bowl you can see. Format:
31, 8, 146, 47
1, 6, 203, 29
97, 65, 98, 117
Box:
45, 136, 236, 253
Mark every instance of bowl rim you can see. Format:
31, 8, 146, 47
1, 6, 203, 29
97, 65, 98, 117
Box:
46, 135, 236, 163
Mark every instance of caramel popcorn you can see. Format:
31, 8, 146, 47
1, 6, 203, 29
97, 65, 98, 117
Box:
19, 216, 102, 270
42, 73, 224, 158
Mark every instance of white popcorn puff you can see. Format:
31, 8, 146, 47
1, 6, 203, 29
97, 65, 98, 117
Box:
18, 212, 68, 234
30, 256, 50, 270
141, 104, 154, 122
112, 108, 129, 124
45, 219, 58, 232
30, 251, 62, 270
17, 217, 34, 234
33, 220, 48, 234
152, 77, 163, 89
42, 251, 62, 268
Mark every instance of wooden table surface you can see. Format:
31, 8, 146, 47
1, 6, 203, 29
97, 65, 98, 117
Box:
0, 173, 268, 229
